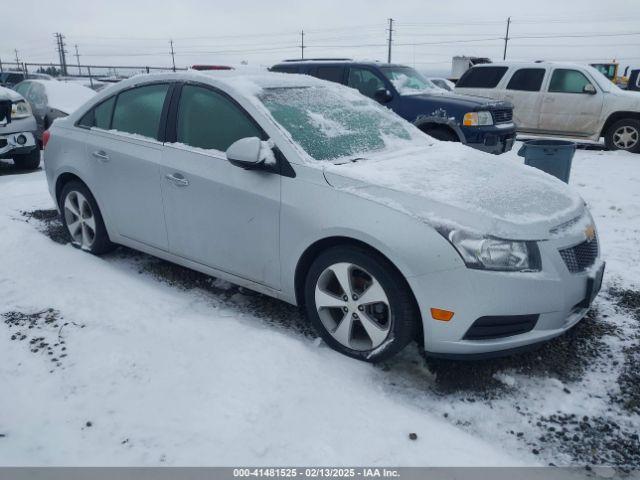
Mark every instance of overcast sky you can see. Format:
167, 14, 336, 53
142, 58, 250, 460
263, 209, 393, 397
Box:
2, 0, 639, 76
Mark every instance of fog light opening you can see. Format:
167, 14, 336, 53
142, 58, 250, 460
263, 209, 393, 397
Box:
16, 134, 27, 145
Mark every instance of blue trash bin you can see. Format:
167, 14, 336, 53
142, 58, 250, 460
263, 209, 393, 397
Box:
517, 139, 577, 183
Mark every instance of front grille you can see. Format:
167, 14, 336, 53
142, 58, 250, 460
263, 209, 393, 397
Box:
492, 109, 513, 123
463, 314, 539, 340
0, 139, 7, 149
559, 237, 599, 273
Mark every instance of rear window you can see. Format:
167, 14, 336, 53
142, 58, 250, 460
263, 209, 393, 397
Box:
78, 96, 116, 129
457, 66, 508, 88
506, 68, 546, 92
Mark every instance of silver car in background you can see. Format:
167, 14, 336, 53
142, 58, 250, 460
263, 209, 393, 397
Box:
43, 72, 604, 361
14, 79, 96, 143
0, 86, 39, 170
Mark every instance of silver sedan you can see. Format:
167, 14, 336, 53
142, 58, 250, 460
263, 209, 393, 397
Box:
43, 71, 604, 361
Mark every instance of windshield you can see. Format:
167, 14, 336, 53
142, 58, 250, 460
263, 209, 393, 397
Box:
381, 67, 440, 95
258, 86, 419, 161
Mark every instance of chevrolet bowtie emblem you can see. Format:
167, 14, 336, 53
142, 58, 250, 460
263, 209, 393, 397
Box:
585, 225, 596, 242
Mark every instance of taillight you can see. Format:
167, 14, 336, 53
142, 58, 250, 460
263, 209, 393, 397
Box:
42, 130, 51, 149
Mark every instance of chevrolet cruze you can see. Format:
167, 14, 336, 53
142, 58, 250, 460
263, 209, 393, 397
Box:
43, 71, 604, 362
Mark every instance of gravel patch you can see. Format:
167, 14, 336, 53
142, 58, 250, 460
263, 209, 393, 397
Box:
2, 308, 82, 371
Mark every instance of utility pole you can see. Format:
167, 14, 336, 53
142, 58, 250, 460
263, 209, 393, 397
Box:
14, 49, 20, 66
300, 30, 305, 60
54, 33, 68, 75
387, 18, 394, 63
54, 33, 62, 71
503, 16, 511, 61
74, 44, 81, 75
170, 39, 176, 72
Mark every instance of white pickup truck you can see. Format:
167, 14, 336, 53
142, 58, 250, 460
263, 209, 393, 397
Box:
455, 61, 640, 153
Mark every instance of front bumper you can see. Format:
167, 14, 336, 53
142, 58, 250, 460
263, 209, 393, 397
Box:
464, 122, 517, 154
0, 131, 37, 158
0, 116, 38, 159
410, 231, 604, 357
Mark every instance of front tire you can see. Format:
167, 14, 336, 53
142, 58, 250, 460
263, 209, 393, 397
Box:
605, 119, 640, 153
59, 181, 115, 254
303, 245, 419, 362
12, 149, 41, 170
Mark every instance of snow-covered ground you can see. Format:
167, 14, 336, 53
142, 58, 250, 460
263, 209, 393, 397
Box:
0, 144, 639, 468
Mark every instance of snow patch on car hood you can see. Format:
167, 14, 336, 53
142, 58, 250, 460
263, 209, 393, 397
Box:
323, 143, 584, 239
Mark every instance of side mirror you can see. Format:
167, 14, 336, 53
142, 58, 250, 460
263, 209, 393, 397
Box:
226, 137, 275, 170
373, 88, 393, 104
583, 84, 597, 95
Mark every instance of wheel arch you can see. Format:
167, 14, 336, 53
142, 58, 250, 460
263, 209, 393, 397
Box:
293, 235, 424, 343
601, 111, 640, 137
55, 171, 87, 207
415, 117, 464, 142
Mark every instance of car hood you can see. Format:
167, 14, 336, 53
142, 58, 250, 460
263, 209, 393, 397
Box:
0, 86, 24, 102
608, 88, 640, 107
403, 91, 512, 111
323, 143, 584, 240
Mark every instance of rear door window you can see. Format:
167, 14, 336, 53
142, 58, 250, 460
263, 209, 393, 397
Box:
311, 66, 346, 84
457, 66, 509, 88
506, 68, 546, 91
111, 84, 170, 139
270, 65, 299, 74
176, 84, 263, 152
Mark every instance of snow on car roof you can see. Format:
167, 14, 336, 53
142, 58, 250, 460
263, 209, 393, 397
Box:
29, 80, 97, 115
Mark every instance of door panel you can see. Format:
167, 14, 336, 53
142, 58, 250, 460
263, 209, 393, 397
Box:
539, 69, 604, 136
502, 68, 547, 131
85, 131, 169, 250
160, 146, 281, 287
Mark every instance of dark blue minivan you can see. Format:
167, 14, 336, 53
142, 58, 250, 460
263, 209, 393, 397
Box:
271, 60, 517, 154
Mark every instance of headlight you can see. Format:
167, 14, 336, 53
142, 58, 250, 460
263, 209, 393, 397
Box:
462, 111, 493, 126
11, 101, 32, 119
442, 229, 541, 272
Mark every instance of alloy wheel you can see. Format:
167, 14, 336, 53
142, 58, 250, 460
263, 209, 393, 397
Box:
314, 262, 391, 351
63, 191, 96, 249
613, 125, 639, 150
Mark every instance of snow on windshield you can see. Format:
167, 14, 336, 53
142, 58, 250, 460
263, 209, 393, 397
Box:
258, 85, 422, 161
382, 67, 439, 95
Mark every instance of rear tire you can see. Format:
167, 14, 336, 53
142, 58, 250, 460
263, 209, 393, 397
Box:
303, 245, 419, 362
59, 181, 115, 255
12, 149, 41, 170
605, 119, 640, 153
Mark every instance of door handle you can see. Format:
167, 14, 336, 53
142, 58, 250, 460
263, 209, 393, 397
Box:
165, 173, 190, 187
543, 97, 554, 103
91, 150, 109, 162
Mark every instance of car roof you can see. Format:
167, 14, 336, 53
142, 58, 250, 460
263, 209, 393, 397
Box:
471, 61, 588, 69
273, 60, 409, 69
